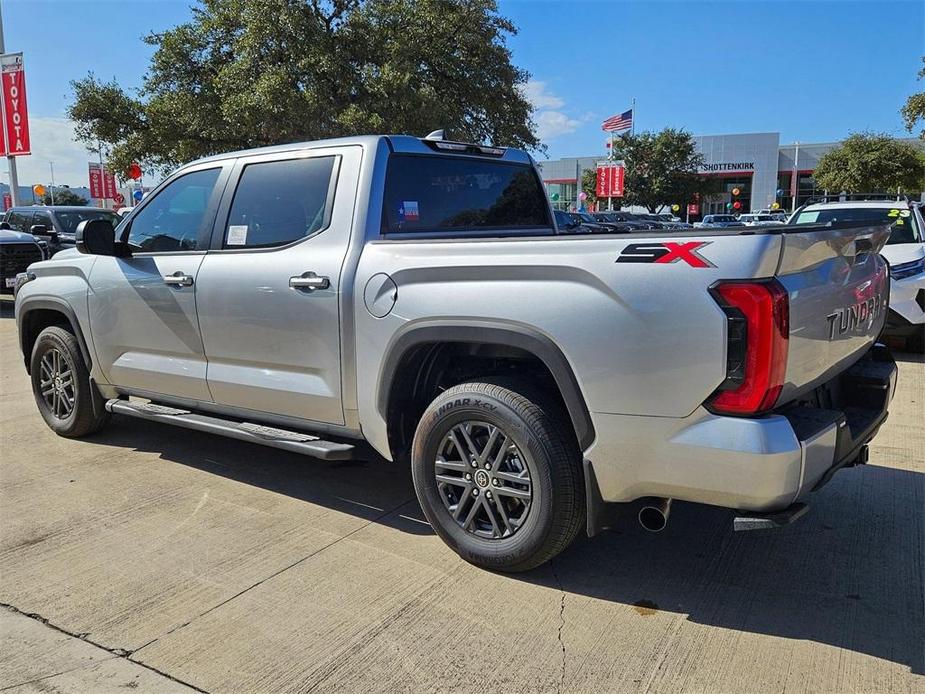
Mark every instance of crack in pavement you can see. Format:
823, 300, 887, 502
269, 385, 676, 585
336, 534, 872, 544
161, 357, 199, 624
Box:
132, 495, 419, 656
551, 563, 567, 694
0, 603, 207, 693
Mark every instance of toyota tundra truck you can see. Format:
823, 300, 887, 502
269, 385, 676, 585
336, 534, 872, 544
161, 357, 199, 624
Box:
14, 133, 897, 572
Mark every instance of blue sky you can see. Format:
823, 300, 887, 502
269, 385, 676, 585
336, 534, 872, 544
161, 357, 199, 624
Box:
2, 0, 923, 186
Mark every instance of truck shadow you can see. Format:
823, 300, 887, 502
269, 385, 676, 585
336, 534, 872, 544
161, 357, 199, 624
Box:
84, 416, 924, 675
534, 462, 925, 676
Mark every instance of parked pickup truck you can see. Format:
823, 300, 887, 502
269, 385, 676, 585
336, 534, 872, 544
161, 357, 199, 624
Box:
14, 134, 897, 572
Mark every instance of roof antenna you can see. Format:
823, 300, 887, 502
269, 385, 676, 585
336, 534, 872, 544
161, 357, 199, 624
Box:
424, 129, 445, 141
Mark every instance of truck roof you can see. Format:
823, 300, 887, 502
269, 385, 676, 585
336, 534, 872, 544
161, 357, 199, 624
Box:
185, 134, 534, 169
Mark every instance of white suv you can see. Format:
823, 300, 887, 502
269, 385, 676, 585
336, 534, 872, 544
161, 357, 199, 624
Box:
789, 198, 925, 351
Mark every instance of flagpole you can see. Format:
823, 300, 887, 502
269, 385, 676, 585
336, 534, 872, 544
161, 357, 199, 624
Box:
631, 97, 636, 136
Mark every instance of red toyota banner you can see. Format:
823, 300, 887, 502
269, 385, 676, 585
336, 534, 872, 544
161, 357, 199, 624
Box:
1, 53, 30, 156
88, 162, 119, 200
595, 163, 625, 198
88, 163, 104, 199
103, 168, 117, 200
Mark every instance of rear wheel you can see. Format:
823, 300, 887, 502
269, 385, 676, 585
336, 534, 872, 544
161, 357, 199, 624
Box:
30, 326, 109, 437
411, 379, 584, 572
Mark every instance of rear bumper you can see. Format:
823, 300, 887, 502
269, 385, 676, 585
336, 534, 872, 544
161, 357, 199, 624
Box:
584, 345, 896, 531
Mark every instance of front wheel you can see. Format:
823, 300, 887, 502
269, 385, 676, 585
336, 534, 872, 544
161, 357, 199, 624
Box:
411, 380, 584, 572
30, 326, 109, 437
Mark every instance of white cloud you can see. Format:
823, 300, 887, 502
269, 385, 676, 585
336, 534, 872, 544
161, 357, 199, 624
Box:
521, 80, 564, 110
535, 110, 582, 141
1, 117, 100, 189
521, 80, 581, 142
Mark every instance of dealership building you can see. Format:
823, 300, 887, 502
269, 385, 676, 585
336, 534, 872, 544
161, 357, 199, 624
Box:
537, 132, 924, 218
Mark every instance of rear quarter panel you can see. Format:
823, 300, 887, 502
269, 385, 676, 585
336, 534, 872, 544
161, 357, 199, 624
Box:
354, 232, 783, 457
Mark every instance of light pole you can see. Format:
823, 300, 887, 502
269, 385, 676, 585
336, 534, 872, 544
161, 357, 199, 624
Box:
49, 161, 55, 205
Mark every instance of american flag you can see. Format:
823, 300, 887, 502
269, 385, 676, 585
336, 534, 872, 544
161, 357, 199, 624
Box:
602, 109, 633, 133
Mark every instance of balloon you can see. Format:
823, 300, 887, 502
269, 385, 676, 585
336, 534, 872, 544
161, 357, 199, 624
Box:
33, 184, 46, 197
671, 204, 680, 212
732, 187, 741, 196
551, 193, 560, 201
726, 202, 733, 210
579, 192, 587, 201
771, 202, 780, 209
733, 200, 742, 210
133, 189, 144, 202
128, 163, 143, 180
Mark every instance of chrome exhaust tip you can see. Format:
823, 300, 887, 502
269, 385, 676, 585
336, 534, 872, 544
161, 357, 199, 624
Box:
638, 498, 672, 532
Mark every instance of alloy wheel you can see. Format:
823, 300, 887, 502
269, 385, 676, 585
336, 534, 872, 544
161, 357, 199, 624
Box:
434, 421, 533, 539
39, 347, 75, 420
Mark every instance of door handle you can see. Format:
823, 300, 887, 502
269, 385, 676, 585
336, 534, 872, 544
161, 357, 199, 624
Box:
289, 272, 330, 290
163, 272, 194, 287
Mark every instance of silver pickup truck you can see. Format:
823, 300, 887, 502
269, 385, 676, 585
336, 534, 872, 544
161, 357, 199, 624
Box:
14, 134, 897, 571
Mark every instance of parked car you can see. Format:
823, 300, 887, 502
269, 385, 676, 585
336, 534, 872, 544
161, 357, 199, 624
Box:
0, 228, 45, 295
790, 196, 924, 351
757, 208, 789, 221
553, 209, 591, 233
695, 214, 747, 228
15, 133, 897, 572
592, 211, 653, 231
570, 212, 613, 233
739, 214, 786, 226
2, 206, 123, 255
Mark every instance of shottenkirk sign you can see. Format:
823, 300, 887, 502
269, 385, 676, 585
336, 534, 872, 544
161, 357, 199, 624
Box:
699, 162, 755, 173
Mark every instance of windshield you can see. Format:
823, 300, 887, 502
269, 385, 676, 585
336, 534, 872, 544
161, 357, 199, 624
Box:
55, 209, 121, 235
791, 206, 921, 245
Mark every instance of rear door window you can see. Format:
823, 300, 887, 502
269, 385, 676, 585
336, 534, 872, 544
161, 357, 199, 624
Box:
382, 155, 552, 235
223, 156, 337, 249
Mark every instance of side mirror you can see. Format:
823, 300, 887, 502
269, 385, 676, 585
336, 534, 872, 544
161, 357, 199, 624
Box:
0, 221, 10, 230
75, 219, 116, 256
31, 224, 59, 242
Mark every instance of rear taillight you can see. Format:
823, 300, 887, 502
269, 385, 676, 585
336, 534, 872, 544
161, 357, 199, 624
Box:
707, 279, 789, 416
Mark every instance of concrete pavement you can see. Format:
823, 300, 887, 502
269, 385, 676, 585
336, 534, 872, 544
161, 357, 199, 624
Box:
1, 300, 923, 693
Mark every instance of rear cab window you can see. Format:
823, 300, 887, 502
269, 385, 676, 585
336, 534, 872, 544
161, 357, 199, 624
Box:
381, 155, 552, 236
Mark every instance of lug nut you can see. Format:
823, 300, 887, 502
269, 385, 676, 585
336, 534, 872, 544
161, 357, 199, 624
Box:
486, 491, 492, 498
484, 463, 491, 469
465, 473, 472, 481
472, 489, 479, 496
492, 478, 499, 486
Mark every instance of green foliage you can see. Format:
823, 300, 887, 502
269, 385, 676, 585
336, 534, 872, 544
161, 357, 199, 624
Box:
813, 132, 925, 193
616, 128, 714, 212
68, 0, 539, 177
901, 56, 925, 139
581, 168, 598, 208
42, 188, 89, 206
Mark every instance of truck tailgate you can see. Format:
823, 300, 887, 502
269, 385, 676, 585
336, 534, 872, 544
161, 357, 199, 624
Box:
774, 222, 891, 404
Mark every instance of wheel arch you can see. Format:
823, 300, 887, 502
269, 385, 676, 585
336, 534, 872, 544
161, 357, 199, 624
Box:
377, 321, 595, 457
17, 298, 93, 375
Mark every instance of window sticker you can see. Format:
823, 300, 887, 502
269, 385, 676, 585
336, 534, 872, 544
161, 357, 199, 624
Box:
798, 211, 819, 223
227, 225, 248, 245
400, 201, 419, 222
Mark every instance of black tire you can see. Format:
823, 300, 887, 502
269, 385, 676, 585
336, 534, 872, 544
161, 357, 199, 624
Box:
411, 379, 584, 572
30, 326, 109, 437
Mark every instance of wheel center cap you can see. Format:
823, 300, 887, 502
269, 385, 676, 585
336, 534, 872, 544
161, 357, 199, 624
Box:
474, 470, 490, 488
